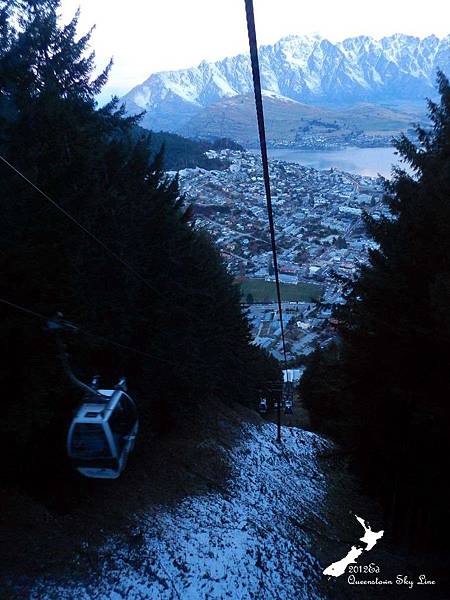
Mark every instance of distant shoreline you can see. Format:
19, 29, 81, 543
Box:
248, 146, 403, 178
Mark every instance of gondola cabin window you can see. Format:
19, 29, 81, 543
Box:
71, 423, 112, 459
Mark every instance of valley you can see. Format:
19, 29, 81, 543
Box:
178, 149, 388, 362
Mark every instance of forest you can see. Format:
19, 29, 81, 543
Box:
147, 130, 244, 171
300, 71, 450, 551
0, 0, 280, 499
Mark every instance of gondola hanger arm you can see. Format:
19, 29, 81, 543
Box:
47, 313, 103, 399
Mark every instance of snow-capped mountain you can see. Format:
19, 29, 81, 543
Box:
122, 34, 450, 133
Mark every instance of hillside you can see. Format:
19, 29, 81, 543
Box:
3, 399, 445, 599
1, 400, 327, 597
180, 93, 423, 145
27, 407, 331, 599
144, 129, 243, 170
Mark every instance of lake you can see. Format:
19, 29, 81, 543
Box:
253, 146, 407, 178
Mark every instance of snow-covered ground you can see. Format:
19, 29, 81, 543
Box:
32, 422, 332, 599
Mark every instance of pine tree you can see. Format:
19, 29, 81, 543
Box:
0, 1, 280, 489
301, 72, 450, 549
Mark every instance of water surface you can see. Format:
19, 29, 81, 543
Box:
255, 147, 407, 178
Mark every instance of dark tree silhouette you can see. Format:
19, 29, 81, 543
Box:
0, 0, 280, 492
301, 72, 450, 551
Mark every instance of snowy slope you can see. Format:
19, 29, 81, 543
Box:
122, 34, 450, 132
31, 422, 332, 600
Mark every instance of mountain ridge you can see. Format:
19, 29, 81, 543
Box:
122, 33, 449, 135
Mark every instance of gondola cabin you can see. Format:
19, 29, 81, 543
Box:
67, 387, 138, 479
258, 397, 268, 414
284, 401, 293, 415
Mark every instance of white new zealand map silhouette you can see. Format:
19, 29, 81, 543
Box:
323, 515, 384, 577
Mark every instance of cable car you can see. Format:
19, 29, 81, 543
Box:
284, 401, 293, 415
67, 378, 138, 479
258, 397, 268, 414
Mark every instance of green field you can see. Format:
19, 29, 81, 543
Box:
239, 278, 322, 303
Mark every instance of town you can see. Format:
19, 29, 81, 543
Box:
265, 131, 398, 151
178, 149, 389, 362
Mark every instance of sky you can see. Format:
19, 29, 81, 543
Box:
59, 0, 450, 103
